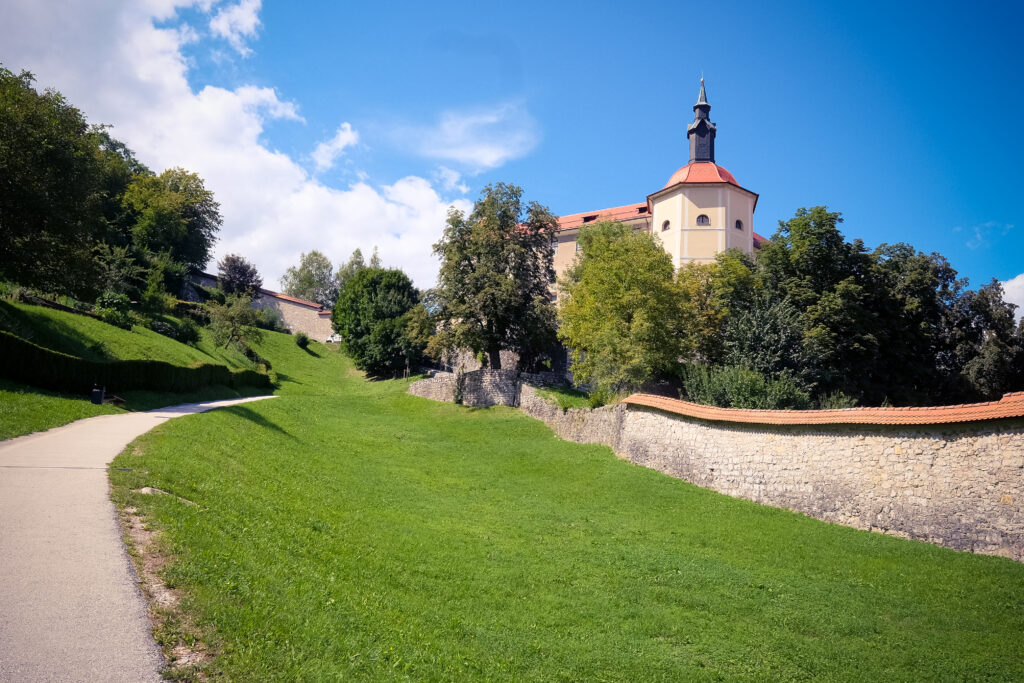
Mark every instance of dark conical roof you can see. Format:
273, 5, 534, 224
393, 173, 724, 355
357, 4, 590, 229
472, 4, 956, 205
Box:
696, 78, 708, 105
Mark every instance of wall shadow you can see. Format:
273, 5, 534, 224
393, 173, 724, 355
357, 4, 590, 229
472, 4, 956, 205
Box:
219, 404, 294, 438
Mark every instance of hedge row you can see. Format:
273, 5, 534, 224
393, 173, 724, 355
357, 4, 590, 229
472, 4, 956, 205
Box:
0, 330, 272, 395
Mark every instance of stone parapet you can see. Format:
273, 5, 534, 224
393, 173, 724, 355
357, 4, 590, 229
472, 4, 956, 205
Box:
411, 381, 1024, 561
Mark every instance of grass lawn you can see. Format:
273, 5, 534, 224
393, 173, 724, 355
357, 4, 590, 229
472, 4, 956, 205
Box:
0, 378, 270, 441
0, 300, 250, 368
0, 300, 271, 440
109, 332, 1024, 680
535, 384, 594, 410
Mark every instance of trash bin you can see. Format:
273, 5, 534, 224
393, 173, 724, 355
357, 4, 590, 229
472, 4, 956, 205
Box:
90, 384, 105, 405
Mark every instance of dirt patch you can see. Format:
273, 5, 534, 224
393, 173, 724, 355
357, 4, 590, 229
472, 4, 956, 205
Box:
120, 505, 212, 680
134, 487, 197, 506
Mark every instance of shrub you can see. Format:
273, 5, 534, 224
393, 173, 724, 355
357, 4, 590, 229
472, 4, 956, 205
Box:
817, 391, 858, 409
176, 318, 201, 346
149, 320, 177, 339
295, 332, 310, 349
94, 291, 133, 330
208, 295, 264, 351
680, 364, 810, 410
256, 306, 287, 332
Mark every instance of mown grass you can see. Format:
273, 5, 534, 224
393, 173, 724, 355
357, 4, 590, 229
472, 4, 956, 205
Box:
535, 384, 593, 411
0, 300, 268, 440
0, 378, 269, 441
0, 300, 250, 368
109, 332, 1024, 680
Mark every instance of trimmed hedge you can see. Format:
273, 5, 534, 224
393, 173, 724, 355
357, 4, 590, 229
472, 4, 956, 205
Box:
0, 330, 272, 395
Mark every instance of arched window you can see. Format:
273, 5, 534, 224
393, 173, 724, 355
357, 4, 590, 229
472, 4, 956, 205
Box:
661, 220, 670, 231
735, 219, 743, 231
696, 214, 710, 226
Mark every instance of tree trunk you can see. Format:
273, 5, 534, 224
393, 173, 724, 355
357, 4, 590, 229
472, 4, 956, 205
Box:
488, 346, 502, 370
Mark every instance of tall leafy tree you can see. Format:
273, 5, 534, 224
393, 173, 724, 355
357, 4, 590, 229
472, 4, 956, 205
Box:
122, 167, 221, 274
0, 67, 105, 296
281, 250, 338, 307
332, 267, 422, 376
433, 183, 558, 370
217, 253, 263, 298
558, 221, 693, 394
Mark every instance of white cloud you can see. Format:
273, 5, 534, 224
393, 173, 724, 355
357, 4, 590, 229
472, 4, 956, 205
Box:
395, 103, 539, 171
311, 123, 359, 172
209, 0, 261, 56
1002, 273, 1024, 323
0, 0, 471, 288
955, 221, 1015, 250
435, 166, 470, 194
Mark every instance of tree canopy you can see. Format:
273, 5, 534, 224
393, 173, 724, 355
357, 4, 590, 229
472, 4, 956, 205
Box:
0, 66, 220, 305
432, 183, 558, 370
332, 267, 422, 377
558, 221, 693, 395
217, 253, 263, 298
281, 250, 338, 308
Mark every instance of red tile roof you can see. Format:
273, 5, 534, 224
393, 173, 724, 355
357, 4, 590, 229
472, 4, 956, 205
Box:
662, 162, 740, 188
558, 202, 649, 231
622, 391, 1024, 426
258, 288, 324, 311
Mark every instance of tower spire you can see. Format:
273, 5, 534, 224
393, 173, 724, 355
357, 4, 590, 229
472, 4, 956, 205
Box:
687, 79, 716, 164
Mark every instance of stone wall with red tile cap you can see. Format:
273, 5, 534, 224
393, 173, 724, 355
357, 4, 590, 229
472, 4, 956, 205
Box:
517, 386, 1024, 561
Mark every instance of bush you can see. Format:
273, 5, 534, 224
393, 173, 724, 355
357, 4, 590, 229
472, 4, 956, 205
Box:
817, 391, 858, 409
94, 291, 133, 330
176, 318, 201, 346
0, 330, 271, 394
149, 319, 177, 339
680, 364, 810, 410
295, 332, 310, 349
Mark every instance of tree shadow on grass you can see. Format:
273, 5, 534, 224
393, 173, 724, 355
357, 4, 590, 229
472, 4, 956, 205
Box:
301, 347, 321, 357
219, 404, 294, 438
274, 372, 301, 386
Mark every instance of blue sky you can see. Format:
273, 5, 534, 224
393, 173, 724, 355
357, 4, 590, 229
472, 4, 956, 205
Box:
1, 0, 1022, 301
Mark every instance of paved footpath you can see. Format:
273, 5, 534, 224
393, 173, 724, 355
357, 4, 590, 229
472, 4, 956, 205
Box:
0, 396, 277, 682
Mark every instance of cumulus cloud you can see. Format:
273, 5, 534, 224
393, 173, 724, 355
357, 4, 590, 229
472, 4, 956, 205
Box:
1002, 273, 1024, 323
396, 103, 539, 171
0, 0, 472, 288
312, 123, 359, 172
209, 0, 261, 56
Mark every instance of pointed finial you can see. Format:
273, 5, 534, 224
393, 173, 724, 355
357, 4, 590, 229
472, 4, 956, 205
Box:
696, 77, 708, 105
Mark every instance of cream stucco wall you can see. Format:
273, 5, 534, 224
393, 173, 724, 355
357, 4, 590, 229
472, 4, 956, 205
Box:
649, 183, 755, 268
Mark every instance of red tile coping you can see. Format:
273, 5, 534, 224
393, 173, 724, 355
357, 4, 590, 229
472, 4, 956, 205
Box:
622, 391, 1024, 426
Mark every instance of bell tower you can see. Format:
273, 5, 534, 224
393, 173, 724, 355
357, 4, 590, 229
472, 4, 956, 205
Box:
687, 78, 716, 164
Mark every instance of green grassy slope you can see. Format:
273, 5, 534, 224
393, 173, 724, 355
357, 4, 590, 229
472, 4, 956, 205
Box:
0, 300, 268, 440
0, 300, 250, 368
110, 336, 1024, 681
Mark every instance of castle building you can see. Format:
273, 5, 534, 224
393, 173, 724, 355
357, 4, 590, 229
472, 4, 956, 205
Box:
552, 81, 764, 279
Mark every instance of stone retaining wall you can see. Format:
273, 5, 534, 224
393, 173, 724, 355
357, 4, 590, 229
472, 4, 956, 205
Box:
517, 386, 1024, 561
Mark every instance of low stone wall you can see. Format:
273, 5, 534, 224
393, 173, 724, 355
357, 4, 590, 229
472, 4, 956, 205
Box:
461, 369, 520, 407
519, 385, 625, 448
409, 369, 522, 408
519, 386, 1024, 561
408, 371, 456, 403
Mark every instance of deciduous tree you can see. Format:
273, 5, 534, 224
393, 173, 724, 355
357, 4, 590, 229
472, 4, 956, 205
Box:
433, 183, 558, 370
281, 250, 338, 307
558, 221, 692, 395
331, 267, 422, 377
217, 254, 263, 298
